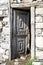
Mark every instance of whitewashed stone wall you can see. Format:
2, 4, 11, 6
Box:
35, 7, 43, 59
0, 0, 10, 62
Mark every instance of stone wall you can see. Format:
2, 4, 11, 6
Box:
35, 7, 43, 59
0, 0, 10, 62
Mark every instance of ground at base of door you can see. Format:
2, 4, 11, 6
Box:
0, 54, 30, 65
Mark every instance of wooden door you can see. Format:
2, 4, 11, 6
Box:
11, 10, 30, 59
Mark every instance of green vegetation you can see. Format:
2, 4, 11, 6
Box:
41, 63, 43, 65
26, 59, 43, 65
26, 58, 37, 65
26, 59, 34, 65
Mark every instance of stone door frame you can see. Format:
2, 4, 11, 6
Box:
9, 7, 35, 60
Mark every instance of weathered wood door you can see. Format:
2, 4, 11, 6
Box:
11, 10, 30, 59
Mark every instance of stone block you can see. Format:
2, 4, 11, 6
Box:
36, 37, 43, 47
3, 17, 9, 22
32, 62, 41, 65
36, 23, 43, 28
1, 43, 9, 50
36, 8, 43, 15
36, 49, 43, 59
3, 27, 10, 34
2, 55, 9, 60
36, 36, 43, 59
36, 29, 41, 36
36, 16, 42, 23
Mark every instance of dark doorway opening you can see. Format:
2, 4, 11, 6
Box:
11, 8, 31, 60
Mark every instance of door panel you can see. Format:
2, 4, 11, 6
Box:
17, 37, 25, 53
17, 11, 29, 35
12, 10, 29, 59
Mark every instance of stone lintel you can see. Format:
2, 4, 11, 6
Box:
11, 1, 43, 8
